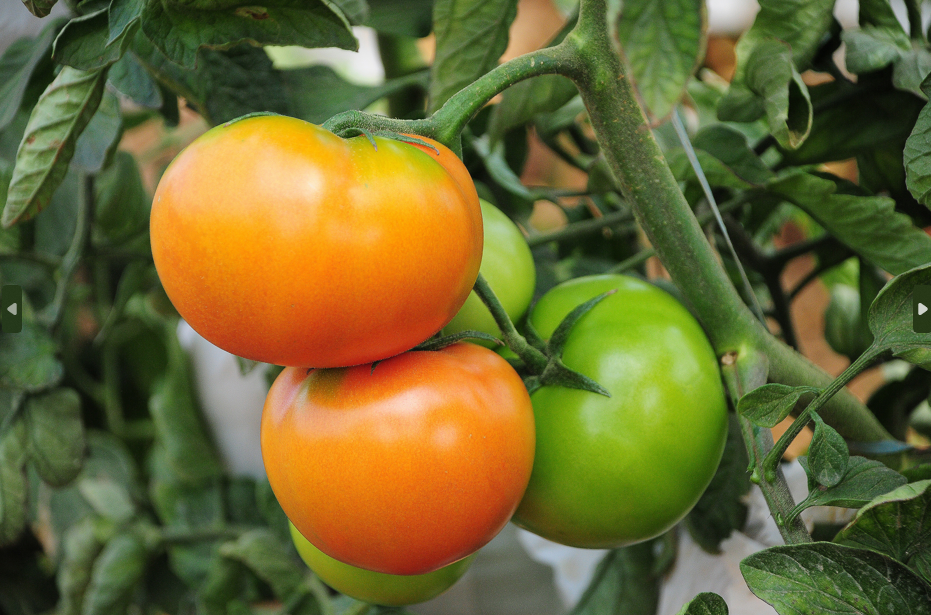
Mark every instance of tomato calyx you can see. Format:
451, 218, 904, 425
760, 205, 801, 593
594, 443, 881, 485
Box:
330, 127, 441, 157
471, 273, 611, 397
523, 290, 615, 397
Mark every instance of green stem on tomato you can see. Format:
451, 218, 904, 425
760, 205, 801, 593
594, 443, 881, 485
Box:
761, 346, 884, 480
323, 44, 577, 150
472, 273, 548, 372
721, 350, 812, 545
558, 0, 892, 445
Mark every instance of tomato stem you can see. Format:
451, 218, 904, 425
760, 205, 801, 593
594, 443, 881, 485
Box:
472, 273, 548, 373
721, 351, 813, 545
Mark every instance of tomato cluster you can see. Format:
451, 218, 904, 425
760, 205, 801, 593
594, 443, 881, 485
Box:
150, 116, 536, 605
150, 115, 727, 607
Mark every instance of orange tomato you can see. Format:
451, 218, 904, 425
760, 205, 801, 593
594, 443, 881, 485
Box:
150, 115, 482, 368
261, 343, 535, 575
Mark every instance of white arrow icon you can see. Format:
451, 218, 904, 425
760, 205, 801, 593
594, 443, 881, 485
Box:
6, 303, 15, 316
920, 303, 928, 316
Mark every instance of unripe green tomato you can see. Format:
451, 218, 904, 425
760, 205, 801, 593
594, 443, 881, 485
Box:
512, 274, 728, 548
289, 522, 474, 606
444, 200, 535, 345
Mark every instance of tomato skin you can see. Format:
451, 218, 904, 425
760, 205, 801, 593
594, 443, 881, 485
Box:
261, 342, 535, 575
444, 200, 536, 345
512, 274, 728, 548
290, 522, 474, 606
150, 116, 482, 368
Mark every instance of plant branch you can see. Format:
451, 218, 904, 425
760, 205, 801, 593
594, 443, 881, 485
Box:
323, 44, 577, 150
561, 0, 892, 445
721, 350, 812, 545
40, 173, 93, 331
527, 209, 633, 247
761, 347, 884, 478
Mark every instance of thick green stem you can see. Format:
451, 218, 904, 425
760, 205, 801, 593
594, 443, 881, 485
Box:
324, 44, 576, 149
561, 0, 891, 445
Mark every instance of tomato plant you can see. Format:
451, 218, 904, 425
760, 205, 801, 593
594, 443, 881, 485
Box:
5, 0, 931, 612
511, 274, 728, 547
290, 521, 474, 606
150, 115, 482, 368
444, 199, 536, 344
261, 342, 535, 575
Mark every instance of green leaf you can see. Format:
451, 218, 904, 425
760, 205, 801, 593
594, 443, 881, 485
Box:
767, 172, 931, 276
667, 125, 775, 190
616, 0, 705, 120
199, 555, 248, 615
487, 76, 577, 143
859, 0, 906, 30
78, 478, 136, 523
131, 37, 289, 126
894, 48, 931, 96
140, 0, 358, 70
790, 456, 907, 522
93, 150, 149, 245
905, 86, 931, 208
719, 38, 812, 149
684, 415, 751, 554
741, 543, 931, 615
733, 0, 836, 74
219, 529, 305, 599
82, 532, 148, 615
107, 54, 162, 108
676, 593, 728, 615
835, 479, 931, 583
0, 322, 63, 392
736, 383, 818, 429
2, 66, 108, 227
149, 331, 223, 484
808, 412, 849, 488
429, 0, 519, 112
53, 8, 136, 71
842, 26, 910, 74
24, 387, 84, 487
0, 418, 28, 546
109, 0, 146, 46
365, 0, 433, 37
867, 263, 931, 368
785, 80, 924, 166
73, 89, 122, 173
24, 0, 59, 18
283, 65, 428, 125
57, 517, 107, 615
0, 21, 60, 133
568, 542, 660, 615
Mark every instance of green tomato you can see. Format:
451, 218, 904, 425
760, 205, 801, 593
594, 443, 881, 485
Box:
444, 200, 535, 345
289, 522, 474, 606
512, 274, 728, 548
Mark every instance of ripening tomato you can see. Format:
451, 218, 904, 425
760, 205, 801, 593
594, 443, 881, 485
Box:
512, 274, 728, 548
262, 342, 535, 575
150, 115, 482, 368
290, 522, 474, 606
444, 200, 536, 345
